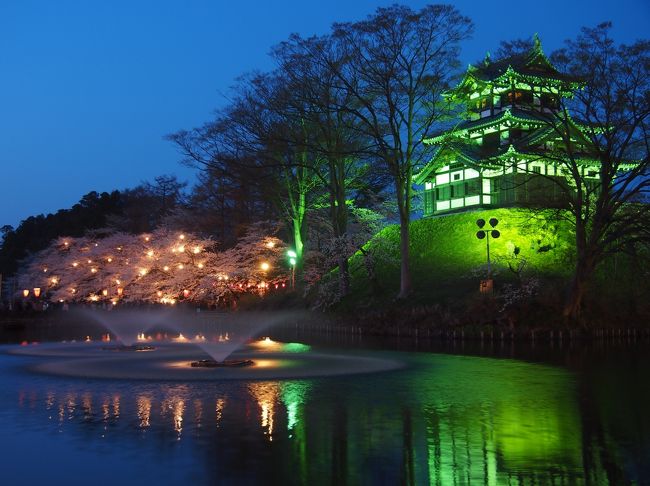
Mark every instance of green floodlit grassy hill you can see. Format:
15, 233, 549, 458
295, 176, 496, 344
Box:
344, 208, 577, 308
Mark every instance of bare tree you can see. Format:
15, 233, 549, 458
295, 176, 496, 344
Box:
513, 24, 650, 322
297, 5, 472, 298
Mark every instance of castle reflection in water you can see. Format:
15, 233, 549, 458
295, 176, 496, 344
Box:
11, 351, 646, 485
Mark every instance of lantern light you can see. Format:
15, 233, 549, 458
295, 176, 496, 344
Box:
33, 288, 41, 298
117, 287, 123, 296
260, 262, 270, 271
183, 289, 190, 298
23, 289, 29, 298
102, 289, 108, 296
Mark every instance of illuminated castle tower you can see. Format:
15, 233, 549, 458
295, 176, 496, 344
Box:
414, 35, 599, 216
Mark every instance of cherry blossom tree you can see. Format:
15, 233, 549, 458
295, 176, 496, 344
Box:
15, 223, 287, 307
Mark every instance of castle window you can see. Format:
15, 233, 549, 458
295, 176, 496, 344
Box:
540, 93, 559, 109
453, 173, 461, 181
509, 128, 522, 141
482, 131, 500, 152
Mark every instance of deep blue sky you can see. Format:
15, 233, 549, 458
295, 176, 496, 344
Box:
1, 0, 648, 228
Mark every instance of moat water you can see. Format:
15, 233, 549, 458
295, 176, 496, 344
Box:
0, 315, 648, 485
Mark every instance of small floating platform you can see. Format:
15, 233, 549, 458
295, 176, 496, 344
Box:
101, 345, 157, 352
191, 359, 254, 368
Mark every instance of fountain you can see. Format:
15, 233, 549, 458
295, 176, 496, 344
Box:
10, 310, 404, 380
74, 308, 169, 351
167, 310, 298, 367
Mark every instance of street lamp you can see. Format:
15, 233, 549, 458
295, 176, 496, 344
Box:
476, 217, 500, 292
287, 250, 297, 289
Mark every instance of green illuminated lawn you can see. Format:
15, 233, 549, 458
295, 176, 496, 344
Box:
345, 208, 574, 306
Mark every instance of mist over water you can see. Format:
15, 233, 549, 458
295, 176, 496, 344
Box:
167, 309, 307, 361
75, 307, 307, 360
75, 308, 173, 346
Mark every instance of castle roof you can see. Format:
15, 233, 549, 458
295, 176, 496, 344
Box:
448, 35, 583, 98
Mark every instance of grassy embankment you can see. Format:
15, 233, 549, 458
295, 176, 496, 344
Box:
332, 208, 649, 329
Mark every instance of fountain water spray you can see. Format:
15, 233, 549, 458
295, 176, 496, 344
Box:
165, 309, 305, 366
74, 308, 172, 350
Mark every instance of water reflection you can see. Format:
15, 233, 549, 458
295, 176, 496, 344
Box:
5, 350, 648, 485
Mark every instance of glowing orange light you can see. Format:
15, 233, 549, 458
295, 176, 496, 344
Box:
72, 262, 78, 267
260, 262, 270, 271
102, 289, 108, 296
163, 266, 170, 271
33, 287, 41, 298
117, 287, 123, 296
193, 246, 200, 254
91, 268, 97, 273
23, 289, 29, 298
179, 234, 185, 240
157, 291, 163, 297
177, 264, 184, 270
183, 289, 190, 298
139, 269, 147, 276
197, 263, 204, 269
107, 258, 112, 263
147, 250, 154, 257
50, 277, 58, 285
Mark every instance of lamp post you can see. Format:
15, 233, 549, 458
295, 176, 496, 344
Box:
287, 250, 297, 289
476, 218, 500, 293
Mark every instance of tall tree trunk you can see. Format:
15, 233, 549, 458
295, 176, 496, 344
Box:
396, 170, 412, 300
398, 213, 412, 299
563, 224, 595, 323
563, 261, 593, 323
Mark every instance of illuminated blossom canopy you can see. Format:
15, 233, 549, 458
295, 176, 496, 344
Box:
16, 223, 287, 305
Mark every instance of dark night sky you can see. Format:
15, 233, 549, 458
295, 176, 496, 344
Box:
1, 0, 648, 228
